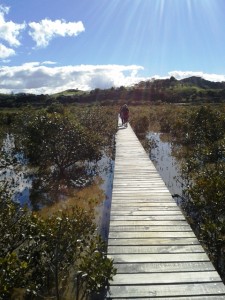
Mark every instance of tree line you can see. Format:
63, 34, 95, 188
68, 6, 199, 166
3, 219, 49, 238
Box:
1, 76, 225, 109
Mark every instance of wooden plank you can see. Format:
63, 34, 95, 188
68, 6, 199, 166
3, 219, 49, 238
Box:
107, 244, 204, 254
112, 189, 171, 192
107, 283, 225, 298
110, 206, 181, 211
111, 209, 182, 214
108, 237, 200, 246
111, 197, 174, 202
113, 261, 215, 273
109, 220, 189, 226
109, 231, 196, 239
110, 215, 186, 221
112, 192, 173, 196
113, 185, 167, 188
110, 211, 183, 216
111, 202, 178, 207
111, 271, 221, 285
114, 297, 225, 300
108, 252, 209, 263
108, 225, 192, 232
113, 180, 164, 183
111, 201, 176, 205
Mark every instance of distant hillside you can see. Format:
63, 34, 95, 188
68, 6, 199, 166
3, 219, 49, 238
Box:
134, 76, 225, 91
0, 76, 225, 108
51, 89, 88, 98
180, 76, 225, 89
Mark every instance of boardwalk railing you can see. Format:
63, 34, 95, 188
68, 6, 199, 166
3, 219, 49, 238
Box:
107, 122, 225, 299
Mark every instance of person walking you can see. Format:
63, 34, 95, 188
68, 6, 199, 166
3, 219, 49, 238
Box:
120, 104, 129, 127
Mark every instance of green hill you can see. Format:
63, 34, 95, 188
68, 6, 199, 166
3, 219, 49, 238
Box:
0, 76, 225, 108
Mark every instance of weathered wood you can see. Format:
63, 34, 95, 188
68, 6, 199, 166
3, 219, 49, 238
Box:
113, 261, 215, 273
108, 244, 204, 254
111, 195, 173, 199
108, 252, 209, 263
110, 206, 181, 211
110, 215, 186, 221
107, 122, 225, 298
108, 225, 191, 232
108, 237, 200, 246
109, 231, 196, 239
108, 283, 225, 298
109, 220, 188, 225
111, 271, 221, 285
113, 297, 225, 300
111, 202, 177, 206
110, 210, 184, 216
111, 203, 178, 208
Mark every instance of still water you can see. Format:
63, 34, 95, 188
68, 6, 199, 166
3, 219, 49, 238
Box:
0, 134, 32, 206
1, 132, 185, 241
148, 132, 184, 197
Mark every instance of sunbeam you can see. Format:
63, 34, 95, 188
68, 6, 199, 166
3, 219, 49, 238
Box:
1, 0, 225, 94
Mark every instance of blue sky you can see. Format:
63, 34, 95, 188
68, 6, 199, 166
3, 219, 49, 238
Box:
1, 0, 225, 94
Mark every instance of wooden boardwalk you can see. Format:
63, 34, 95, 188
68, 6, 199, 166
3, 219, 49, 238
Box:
107, 122, 225, 299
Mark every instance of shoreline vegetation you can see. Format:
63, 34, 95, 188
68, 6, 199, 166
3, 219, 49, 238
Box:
0, 76, 225, 299
0, 106, 118, 300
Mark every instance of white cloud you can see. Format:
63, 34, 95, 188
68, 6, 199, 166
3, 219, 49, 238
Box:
0, 63, 145, 94
0, 5, 85, 58
41, 61, 57, 65
0, 63, 224, 95
28, 19, 85, 48
0, 5, 26, 47
0, 43, 15, 58
0, 5, 9, 14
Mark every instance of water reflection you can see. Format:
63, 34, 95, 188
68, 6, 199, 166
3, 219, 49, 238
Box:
1, 132, 185, 241
0, 133, 114, 241
0, 134, 32, 206
96, 155, 114, 241
148, 132, 185, 201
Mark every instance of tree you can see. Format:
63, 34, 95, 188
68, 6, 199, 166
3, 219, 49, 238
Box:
18, 112, 102, 178
168, 105, 225, 280
0, 190, 116, 299
0, 196, 30, 299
